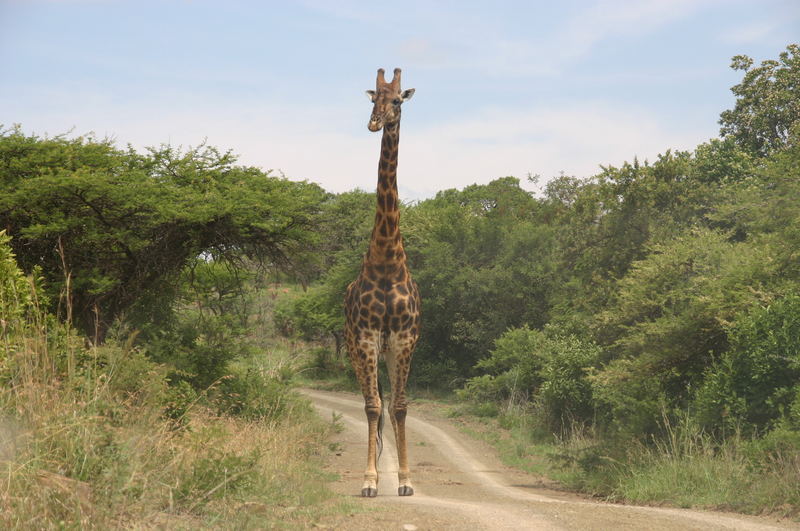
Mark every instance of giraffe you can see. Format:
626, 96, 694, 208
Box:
344, 67, 420, 498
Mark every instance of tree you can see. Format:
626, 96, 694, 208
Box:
719, 43, 800, 157
0, 127, 326, 340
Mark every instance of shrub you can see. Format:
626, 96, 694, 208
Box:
695, 294, 800, 434
461, 326, 599, 433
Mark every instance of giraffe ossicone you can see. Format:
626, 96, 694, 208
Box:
344, 67, 421, 498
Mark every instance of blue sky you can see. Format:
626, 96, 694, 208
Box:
1, 1, 798, 199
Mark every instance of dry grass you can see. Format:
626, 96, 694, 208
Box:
0, 242, 343, 529
0, 340, 341, 529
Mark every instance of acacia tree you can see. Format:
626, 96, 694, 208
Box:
0, 127, 325, 340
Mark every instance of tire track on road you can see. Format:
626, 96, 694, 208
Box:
304, 388, 795, 531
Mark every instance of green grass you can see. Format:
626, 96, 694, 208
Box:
442, 398, 800, 518
613, 424, 800, 515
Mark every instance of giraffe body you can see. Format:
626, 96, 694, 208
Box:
344, 68, 420, 497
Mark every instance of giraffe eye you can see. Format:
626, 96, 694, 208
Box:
392, 99, 401, 105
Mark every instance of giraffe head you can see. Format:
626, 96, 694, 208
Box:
366, 68, 415, 132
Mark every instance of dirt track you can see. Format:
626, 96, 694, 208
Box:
303, 388, 798, 531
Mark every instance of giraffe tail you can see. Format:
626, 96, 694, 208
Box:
377, 378, 385, 460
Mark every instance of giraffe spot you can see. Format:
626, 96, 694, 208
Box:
369, 301, 385, 314
359, 307, 369, 318
396, 284, 408, 296
361, 292, 373, 304
390, 316, 400, 332
378, 278, 392, 292
370, 316, 381, 328
385, 248, 394, 260
374, 290, 385, 303
395, 300, 406, 314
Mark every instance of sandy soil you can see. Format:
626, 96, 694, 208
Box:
303, 388, 799, 531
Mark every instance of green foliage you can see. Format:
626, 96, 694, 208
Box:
214, 367, 301, 421
139, 258, 261, 391
405, 178, 553, 386
0, 230, 40, 350
274, 283, 344, 343
591, 229, 772, 435
0, 230, 339, 528
719, 43, 800, 156
0, 127, 325, 339
461, 326, 599, 433
695, 294, 800, 434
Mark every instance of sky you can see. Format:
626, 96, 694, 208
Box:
1, 1, 798, 199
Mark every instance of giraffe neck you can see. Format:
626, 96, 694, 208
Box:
367, 121, 405, 267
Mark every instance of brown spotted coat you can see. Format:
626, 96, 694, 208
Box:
344, 68, 420, 498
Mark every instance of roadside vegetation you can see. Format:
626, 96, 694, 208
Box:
276, 44, 800, 517
0, 140, 346, 527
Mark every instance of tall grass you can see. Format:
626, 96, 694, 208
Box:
614, 414, 800, 515
449, 392, 799, 517
0, 234, 341, 528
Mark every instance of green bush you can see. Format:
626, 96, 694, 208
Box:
695, 294, 800, 434
461, 326, 599, 433
213, 369, 301, 421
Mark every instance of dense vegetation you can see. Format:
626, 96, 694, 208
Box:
277, 44, 800, 512
0, 43, 797, 523
0, 135, 342, 527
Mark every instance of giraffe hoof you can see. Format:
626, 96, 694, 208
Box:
398, 486, 414, 496
361, 487, 378, 497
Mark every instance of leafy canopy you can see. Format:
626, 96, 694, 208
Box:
0, 127, 326, 339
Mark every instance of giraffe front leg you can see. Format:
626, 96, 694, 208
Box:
350, 339, 382, 497
392, 405, 413, 496
386, 340, 414, 496
362, 400, 381, 497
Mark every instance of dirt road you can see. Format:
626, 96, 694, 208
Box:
303, 388, 797, 531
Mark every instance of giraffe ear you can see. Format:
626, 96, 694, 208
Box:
401, 88, 415, 101
365, 90, 377, 102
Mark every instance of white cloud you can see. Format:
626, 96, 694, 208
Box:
5, 83, 710, 201
399, 102, 707, 197
561, 0, 706, 57
390, 0, 712, 78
